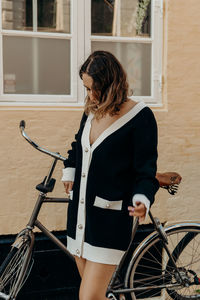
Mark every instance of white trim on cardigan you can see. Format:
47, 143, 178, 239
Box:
90, 101, 146, 152
61, 167, 75, 182
67, 236, 125, 265
94, 196, 123, 210
74, 117, 92, 257
66, 101, 151, 263
132, 194, 150, 218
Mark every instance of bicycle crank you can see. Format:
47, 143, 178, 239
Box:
168, 267, 200, 290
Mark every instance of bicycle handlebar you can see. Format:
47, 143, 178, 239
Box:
19, 120, 180, 195
19, 120, 67, 162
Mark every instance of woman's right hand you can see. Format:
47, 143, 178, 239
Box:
63, 181, 74, 195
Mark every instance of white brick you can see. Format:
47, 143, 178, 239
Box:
2, 1, 13, 10
3, 11, 13, 21
2, 20, 13, 29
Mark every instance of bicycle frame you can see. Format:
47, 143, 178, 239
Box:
24, 157, 74, 260
19, 120, 74, 260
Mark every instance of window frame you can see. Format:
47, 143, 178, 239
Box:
0, 0, 163, 107
0, 0, 80, 106
85, 0, 163, 107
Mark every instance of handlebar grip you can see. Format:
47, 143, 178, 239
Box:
20, 120, 26, 129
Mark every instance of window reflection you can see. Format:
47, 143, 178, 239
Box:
26, 0, 33, 30
37, 0, 70, 33
2, 0, 30, 31
91, 0, 151, 37
92, 41, 151, 96
2, 0, 70, 33
3, 36, 71, 94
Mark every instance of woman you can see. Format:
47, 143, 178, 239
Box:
62, 51, 162, 299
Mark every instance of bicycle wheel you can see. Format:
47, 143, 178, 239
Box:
125, 224, 200, 300
0, 229, 34, 300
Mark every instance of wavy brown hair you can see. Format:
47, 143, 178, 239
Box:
79, 50, 129, 119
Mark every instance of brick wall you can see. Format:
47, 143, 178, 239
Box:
2, 0, 25, 30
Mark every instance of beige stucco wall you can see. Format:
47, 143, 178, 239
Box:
152, 0, 200, 224
0, 0, 200, 234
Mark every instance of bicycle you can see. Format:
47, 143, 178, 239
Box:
0, 121, 199, 300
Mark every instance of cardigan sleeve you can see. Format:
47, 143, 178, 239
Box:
132, 194, 150, 218
131, 107, 159, 206
61, 112, 87, 182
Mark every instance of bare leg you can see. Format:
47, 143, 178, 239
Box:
79, 259, 116, 300
74, 256, 86, 278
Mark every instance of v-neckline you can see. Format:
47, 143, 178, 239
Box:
88, 101, 145, 148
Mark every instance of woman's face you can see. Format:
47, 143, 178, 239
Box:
82, 73, 98, 104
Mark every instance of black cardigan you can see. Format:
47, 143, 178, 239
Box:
63, 102, 159, 264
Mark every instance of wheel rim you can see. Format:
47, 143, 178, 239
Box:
0, 240, 31, 298
129, 228, 200, 300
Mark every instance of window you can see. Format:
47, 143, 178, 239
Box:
87, 0, 163, 105
0, 0, 163, 106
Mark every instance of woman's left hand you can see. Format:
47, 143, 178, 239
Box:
128, 201, 146, 222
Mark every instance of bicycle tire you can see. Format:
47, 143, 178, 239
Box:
0, 229, 34, 300
125, 223, 200, 300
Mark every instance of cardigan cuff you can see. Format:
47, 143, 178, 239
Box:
132, 194, 150, 219
61, 167, 75, 182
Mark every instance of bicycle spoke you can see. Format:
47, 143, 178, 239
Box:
1, 245, 28, 291
0, 236, 32, 299
127, 226, 200, 300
